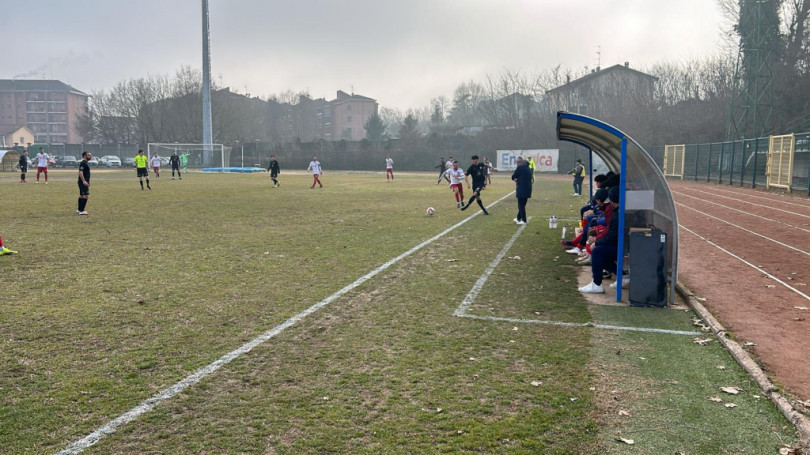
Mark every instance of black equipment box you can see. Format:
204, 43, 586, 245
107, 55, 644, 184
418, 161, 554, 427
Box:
628, 229, 667, 307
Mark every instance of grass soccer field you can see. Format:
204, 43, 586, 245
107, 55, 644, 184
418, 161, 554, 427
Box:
0, 169, 801, 453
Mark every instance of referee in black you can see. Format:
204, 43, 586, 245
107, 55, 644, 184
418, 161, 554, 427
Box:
77, 151, 91, 215
461, 155, 489, 215
267, 154, 280, 187
169, 151, 182, 180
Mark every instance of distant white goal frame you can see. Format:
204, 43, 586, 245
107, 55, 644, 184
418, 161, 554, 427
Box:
147, 143, 232, 171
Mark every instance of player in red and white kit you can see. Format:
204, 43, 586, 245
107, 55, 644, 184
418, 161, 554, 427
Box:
307, 156, 323, 188
385, 155, 394, 181
35, 147, 50, 184
448, 160, 466, 208
150, 153, 162, 178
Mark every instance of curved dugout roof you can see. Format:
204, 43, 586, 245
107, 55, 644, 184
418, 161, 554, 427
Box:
1, 150, 21, 172
556, 111, 679, 304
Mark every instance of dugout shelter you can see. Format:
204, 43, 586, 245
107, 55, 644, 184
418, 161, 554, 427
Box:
556, 112, 679, 305
0, 150, 21, 172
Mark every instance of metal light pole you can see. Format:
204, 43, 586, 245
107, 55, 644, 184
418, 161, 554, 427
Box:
201, 0, 213, 164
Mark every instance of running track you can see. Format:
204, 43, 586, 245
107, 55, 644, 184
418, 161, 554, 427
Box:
669, 180, 810, 401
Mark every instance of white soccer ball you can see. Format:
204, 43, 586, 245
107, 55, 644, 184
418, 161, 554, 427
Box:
426, 207, 435, 216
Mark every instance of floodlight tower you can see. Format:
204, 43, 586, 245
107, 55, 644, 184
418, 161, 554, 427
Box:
726, 0, 779, 140
202, 0, 214, 164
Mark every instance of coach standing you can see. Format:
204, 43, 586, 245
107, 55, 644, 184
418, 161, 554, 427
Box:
511, 156, 532, 225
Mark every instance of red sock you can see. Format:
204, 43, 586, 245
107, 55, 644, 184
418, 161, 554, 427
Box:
0, 235, 4, 248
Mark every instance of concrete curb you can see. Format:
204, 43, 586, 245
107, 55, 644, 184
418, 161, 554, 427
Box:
676, 282, 810, 446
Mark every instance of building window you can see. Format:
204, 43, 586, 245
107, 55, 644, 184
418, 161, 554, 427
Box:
347, 115, 352, 123
346, 105, 352, 112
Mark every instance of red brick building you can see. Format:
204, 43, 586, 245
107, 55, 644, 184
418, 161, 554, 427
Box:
0, 80, 90, 144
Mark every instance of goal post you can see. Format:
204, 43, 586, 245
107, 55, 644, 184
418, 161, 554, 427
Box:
146, 143, 232, 171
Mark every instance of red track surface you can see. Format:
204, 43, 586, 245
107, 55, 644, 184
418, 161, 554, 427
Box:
670, 180, 810, 401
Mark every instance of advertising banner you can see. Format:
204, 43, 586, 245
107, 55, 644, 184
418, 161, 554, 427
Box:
496, 149, 559, 172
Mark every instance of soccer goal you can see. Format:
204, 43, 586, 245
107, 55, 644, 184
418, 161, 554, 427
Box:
147, 143, 232, 171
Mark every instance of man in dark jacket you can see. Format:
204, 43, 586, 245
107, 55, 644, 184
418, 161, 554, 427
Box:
511, 156, 532, 225
579, 186, 621, 293
19, 150, 29, 183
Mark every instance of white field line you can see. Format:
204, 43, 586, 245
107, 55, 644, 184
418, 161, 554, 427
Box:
696, 185, 810, 209
679, 224, 810, 302
452, 219, 701, 336
676, 187, 810, 219
459, 314, 702, 336
454, 218, 531, 316
675, 202, 810, 257
672, 190, 810, 234
57, 192, 516, 455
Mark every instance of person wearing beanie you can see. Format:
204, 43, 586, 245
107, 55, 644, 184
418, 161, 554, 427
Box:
579, 185, 621, 293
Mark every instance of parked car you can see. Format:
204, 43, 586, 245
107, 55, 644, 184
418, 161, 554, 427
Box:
99, 155, 122, 167
87, 157, 99, 167
123, 157, 136, 167
159, 156, 170, 167
55, 156, 79, 168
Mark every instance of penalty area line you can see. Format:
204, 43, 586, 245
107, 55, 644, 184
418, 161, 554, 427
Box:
57, 191, 516, 455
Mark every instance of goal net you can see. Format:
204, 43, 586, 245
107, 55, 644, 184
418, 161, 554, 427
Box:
147, 143, 232, 171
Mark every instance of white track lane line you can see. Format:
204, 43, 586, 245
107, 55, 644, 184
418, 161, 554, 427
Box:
676, 187, 810, 219
696, 185, 810, 209
675, 202, 810, 257
679, 224, 810, 302
453, 219, 701, 337
57, 192, 516, 455
672, 190, 810, 234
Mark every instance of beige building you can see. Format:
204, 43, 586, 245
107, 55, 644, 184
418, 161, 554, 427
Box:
0, 80, 90, 144
329, 90, 378, 141
2, 125, 35, 148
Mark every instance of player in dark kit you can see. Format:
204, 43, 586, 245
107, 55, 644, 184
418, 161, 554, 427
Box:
169, 151, 182, 179
77, 151, 91, 215
267, 154, 280, 187
461, 155, 489, 215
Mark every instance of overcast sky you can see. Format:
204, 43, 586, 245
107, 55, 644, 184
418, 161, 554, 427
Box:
2, 0, 728, 110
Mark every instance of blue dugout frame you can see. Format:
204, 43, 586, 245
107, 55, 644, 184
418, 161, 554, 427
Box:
556, 112, 679, 304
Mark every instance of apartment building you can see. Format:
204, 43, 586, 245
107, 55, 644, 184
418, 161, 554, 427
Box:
0, 79, 89, 144
330, 90, 377, 141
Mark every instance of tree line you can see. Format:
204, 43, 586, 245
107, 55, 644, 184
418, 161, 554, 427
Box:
80, 0, 810, 157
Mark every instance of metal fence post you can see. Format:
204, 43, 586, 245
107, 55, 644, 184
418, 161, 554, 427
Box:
728, 141, 737, 185
719, 142, 725, 184
694, 143, 699, 181
739, 138, 747, 186
707, 143, 713, 182
752, 137, 760, 188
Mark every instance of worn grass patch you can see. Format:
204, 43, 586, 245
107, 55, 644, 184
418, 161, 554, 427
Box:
0, 170, 799, 453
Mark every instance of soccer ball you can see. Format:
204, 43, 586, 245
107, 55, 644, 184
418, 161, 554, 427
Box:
426, 207, 435, 216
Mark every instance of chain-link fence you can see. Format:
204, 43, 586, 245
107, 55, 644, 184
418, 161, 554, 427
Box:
651, 131, 810, 196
